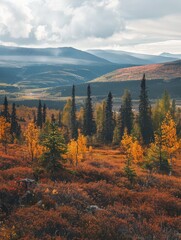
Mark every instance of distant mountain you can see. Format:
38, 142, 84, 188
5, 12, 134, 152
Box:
160, 52, 181, 59
91, 60, 181, 82
0, 46, 124, 88
87, 49, 178, 65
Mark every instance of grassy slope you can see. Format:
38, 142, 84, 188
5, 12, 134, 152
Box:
91, 60, 181, 82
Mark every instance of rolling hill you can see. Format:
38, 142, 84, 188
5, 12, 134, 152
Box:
46, 60, 181, 103
91, 60, 181, 82
0, 46, 124, 89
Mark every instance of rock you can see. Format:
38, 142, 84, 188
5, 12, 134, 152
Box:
87, 205, 102, 214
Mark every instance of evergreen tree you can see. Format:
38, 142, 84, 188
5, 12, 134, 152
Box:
10, 103, 21, 139
170, 99, 176, 120
1, 96, 10, 122
42, 103, 47, 124
104, 92, 114, 143
112, 112, 122, 144
58, 111, 62, 127
37, 100, 43, 128
83, 84, 96, 136
152, 91, 171, 132
40, 122, 67, 177
139, 74, 154, 145
121, 90, 133, 135
51, 113, 56, 123
70, 85, 78, 139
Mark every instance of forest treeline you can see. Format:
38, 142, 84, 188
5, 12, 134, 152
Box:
0, 74, 181, 181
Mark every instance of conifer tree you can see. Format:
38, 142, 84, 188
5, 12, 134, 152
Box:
113, 112, 122, 144
42, 103, 47, 124
37, 100, 43, 128
1, 96, 10, 122
40, 122, 67, 176
51, 113, 56, 123
83, 84, 96, 136
104, 91, 114, 143
58, 111, 62, 127
10, 103, 21, 139
139, 74, 154, 145
121, 90, 133, 135
70, 85, 78, 139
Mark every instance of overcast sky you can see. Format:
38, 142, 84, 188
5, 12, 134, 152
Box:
0, 0, 181, 54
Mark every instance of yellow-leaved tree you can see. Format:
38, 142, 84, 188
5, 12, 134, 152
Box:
67, 132, 88, 166
24, 121, 43, 161
121, 130, 143, 163
121, 130, 143, 184
160, 112, 180, 173
0, 116, 11, 153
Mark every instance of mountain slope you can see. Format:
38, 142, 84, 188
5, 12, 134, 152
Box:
0, 46, 124, 88
91, 60, 181, 83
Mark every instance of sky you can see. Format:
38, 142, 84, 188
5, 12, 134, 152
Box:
0, 0, 181, 54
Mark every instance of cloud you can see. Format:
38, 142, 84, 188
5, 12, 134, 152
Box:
0, 0, 180, 53
120, 0, 181, 19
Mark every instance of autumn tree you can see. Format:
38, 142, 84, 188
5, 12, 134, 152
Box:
62, 99, 71, 128
67, 131, 88, 166
0, 116, 11, 153
121, 130, 137, 184
83, 84, 96, 136
95, 101, 106, 143
160, 112, 180, 174
139, 74, 154, 145
70, 85, 78, 139
24, 121, 42, 161
39, 122, 67, 176
145, 112, 180, 175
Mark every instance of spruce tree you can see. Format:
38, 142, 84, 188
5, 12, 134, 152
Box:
112, 112, 122, 144
70, 85, 78, 139
120, 90, 133, 136
1, 96, 10, 122
83, 84, 96, 136
51, 113, 56, 123
139, 74, 154, 145
40, 122, 67, 177
42, 103, 47, 124
10, 103, 21, 139
37, 100, 43, 128
104, 92, 114, 143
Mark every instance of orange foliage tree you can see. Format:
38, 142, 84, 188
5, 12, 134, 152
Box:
67, 132, 88, 166
121, 130, 143, 163
0, 116, 11, 153
159, 112, 180, 174
24, 121, 43, 161
121, 130, 143, 184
